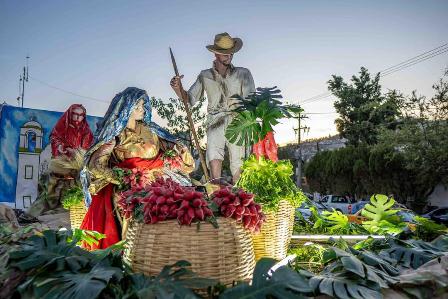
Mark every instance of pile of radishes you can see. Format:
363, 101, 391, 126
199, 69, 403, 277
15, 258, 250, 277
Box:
211, 187, 265, 232
118, 177, 265, 232
118, 177, 213, 225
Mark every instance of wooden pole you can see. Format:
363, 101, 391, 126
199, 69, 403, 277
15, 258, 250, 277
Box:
169, 48, 210, 182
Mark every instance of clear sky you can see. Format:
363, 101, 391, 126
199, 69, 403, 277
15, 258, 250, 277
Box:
1, 0, 447, 144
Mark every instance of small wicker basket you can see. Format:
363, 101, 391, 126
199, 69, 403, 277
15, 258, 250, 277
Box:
69, 202, 87, 230
251, 200, 295, 261
123, 218, 255, 285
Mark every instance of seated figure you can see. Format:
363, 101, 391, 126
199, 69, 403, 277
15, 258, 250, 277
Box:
80, 87, 194, 249
25, 104, 94, 218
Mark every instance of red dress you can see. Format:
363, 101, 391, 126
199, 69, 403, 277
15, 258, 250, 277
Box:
80, 157, 164, 250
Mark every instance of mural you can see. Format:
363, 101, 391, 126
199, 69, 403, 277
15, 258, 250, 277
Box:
0, 104, 102, 209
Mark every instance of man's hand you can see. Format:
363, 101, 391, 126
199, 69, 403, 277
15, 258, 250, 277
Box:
170, 75, 187, 101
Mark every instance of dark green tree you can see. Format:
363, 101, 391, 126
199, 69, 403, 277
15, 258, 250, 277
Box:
376, 72, 448, 208
328, 67, 401, 146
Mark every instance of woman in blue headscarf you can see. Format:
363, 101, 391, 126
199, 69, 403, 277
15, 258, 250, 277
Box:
80, 87, 194, 249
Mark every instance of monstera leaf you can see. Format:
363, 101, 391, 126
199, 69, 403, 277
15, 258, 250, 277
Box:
301, 247, 394, 299
380, 238, 447, 270
322, 210, 351, 234
361, 194, 398, 222
27, 263, 121, 299
361, 194, 405, 234
225, 110, 262, 146
8, 230, 88, 272
226, 87, 303, 146
121, 260, 216, 299
220, 258, 311, 299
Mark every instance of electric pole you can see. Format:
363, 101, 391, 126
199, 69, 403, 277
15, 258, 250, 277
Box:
293, 111, 309, 187
18, 56, 30, 108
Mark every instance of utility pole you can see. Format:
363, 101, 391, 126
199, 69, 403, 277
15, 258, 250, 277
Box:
293, 111, 309, 187
18, 56, 30, 108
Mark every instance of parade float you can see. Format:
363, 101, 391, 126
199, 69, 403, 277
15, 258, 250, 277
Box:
2, 89, 448, 299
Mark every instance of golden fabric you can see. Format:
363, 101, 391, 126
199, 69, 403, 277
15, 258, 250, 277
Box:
87, 122, 194, 195
114, 124, 160, 160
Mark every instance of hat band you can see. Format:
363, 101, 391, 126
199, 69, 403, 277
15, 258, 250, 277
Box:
215, 37, 234, 50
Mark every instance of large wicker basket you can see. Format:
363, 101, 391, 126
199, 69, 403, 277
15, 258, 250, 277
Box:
251, 200, 295, 261
123, 218, 255, 285
69, 202, 87, 230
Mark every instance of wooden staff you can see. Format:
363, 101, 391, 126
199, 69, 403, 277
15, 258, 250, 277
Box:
169, 47, 210, 182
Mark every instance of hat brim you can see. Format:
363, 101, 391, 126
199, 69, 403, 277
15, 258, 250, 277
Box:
206, 38, 243, 55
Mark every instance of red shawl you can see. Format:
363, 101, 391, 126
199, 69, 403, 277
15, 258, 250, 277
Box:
50, 104, 94, 157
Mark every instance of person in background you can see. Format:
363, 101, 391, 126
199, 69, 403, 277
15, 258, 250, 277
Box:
23, 104, 94, 219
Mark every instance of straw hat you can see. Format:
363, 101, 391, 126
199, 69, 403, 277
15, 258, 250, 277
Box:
206, 32, 243, 55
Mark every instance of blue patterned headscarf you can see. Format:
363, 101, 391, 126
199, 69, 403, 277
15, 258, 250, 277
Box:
81, 87, 178, 206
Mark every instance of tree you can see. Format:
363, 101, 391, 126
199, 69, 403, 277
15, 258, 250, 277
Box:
305, 70, 448, 211
376, 72, 448, 208
151, 97, 206, 154
328, 67, 401, 146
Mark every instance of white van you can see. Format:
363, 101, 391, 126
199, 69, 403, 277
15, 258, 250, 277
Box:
319, 195, 358, 214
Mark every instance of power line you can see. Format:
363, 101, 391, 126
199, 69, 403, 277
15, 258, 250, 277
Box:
299, 42, 448, 106
29, 75, 109, 103
379, 43, 448, 73
305, 111, 338, 115
380, 47, 448, 77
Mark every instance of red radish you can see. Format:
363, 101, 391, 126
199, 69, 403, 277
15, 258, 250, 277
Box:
187, 207, 195, 219
235, 206, 245, 216
195, 208, 205, 220
179, 200, 190, 209
241, 198, 253, 206
192, 198, 202, 208
156, 196, 166, 205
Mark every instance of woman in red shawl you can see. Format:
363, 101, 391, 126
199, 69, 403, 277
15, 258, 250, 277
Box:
25, 104, 94, 218
50, 104, 94, 157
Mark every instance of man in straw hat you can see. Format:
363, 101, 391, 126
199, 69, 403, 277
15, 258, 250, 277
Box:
170, 32, 255, 184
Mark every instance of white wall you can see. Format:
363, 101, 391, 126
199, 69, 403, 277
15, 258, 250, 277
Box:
15, 153, 40, 209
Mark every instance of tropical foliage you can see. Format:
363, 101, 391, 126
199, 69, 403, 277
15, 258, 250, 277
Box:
2, 221, 448, 299
225, 87, 303, 146
361, 194, 406, 235
1, 228, 216, 299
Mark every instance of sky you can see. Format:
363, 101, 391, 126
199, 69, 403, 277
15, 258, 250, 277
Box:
1, 0, 447, 145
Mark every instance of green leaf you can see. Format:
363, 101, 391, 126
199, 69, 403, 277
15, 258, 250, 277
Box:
226, 87, 303, 146
361, 194, 404, 235
32, 264, 120, 299
341, 256, 366, 278
221, 258, 310, 299
225, 111, 261, 146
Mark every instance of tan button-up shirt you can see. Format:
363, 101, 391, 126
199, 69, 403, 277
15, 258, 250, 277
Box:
188, 63, 255, 128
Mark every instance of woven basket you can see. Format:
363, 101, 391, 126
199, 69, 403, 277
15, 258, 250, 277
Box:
251, 200, 295, 261
123, 218, 255, 285
69, 202, 87, 230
